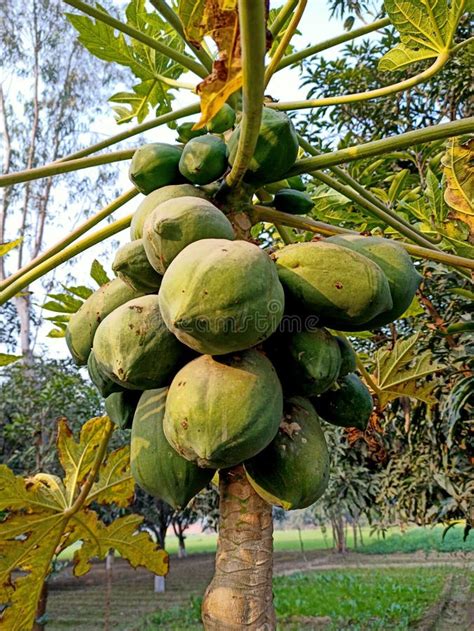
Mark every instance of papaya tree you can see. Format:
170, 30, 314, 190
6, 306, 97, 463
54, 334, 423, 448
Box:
0, 1, 473, 629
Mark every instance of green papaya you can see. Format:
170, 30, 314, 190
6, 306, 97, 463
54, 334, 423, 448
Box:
159, 239, 285, 354
273, 242, 392, 331
244, 397, 329, 510
176, 121, 206, 143
327, 235, 422, 327
112, 239, 162, 292
87, 350, 123, 398
334, 335, 357, 377
163, 350, 283, 469
277, 328, 342, 396
228, 108, 299, 184
105, 390, 142, 429
273, 188, 314, 215
206, 103, 236, 133
130, 183, 206, 240
131, 388, 214, 508
142, 197, 235, 274
264, 179, 289, 194
66, 278, 143, 366
93, 295, 189, 390
287, 175, 306, 192
313, 373, 373, 430
129, 143, 183, 194
178, 135, 227, 185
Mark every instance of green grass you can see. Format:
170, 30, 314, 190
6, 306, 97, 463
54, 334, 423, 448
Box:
144, 567, 452, 630
58, 524, 473, 560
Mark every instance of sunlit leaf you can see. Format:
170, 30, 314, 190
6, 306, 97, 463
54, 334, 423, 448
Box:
0, 238, 22, 257
0, 353, 22, 367
379, 0, 467, 71
441, 137, 474, 236
90, 259, 110, 287
87, 446, 134, 508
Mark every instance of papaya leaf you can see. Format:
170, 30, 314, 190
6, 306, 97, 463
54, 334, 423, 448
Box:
371, 333, 445, 408
0, 417, 167, 629
0, 238, 22, 257
60, 284, 94, 300
379, 0, 467, 71
0, 353, 22, 367
441, 137, 474, 236
90, 258, 110, 287
179, 0, 242, 127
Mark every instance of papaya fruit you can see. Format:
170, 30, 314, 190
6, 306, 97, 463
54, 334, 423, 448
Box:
334, 335, 357, 377
66, 278, 143, 366
176, 121, 206, 143
206, 103, 236, 133
112, 239, 162, 292
159, 239, 285, 355
87, 350, 123, 398
287, 175, 306, 192
244, 397, 329, 510
264, 179, 289, 194
129, 143, 183, 194
93, 294, 189, 390
228, 108, 299, 184
130, 183, 206, 240
327, 235, 422, 327
277, 328, 342, 396
273, 241, 392, 331
131, 388, 214, 508
178, 135, 227, 185
163, 350, 283, 469
313, 373, 373, 430
273, 188, 314, 215
105, 390, 142, 430
142, 196, 235, 274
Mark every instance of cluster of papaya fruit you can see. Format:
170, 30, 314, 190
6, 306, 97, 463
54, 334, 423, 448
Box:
65, 106, 421, 512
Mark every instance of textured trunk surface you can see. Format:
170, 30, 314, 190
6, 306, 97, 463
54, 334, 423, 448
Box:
202, 466, 275, 630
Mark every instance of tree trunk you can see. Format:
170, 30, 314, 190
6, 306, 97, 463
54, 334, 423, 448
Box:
333, 515, 346, 554
177, 533, 187, 559
352, 522, 358, 549
202, 466, 275, 630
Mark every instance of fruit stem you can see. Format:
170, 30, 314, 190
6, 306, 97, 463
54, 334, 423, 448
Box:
62, 0, 208, 79
265, 0, 307, 89
275, 223, 296, 244
298, 135, 443, 247
272, 53, 450, 111
252, 205, 474, 271
337, 332, 382, 396
225, 0, 266, 188
149, 0, 214, 73
286, 117, 474, 175
0, 189, 139, 292
276, 17, 391, 71
0, 215, 132, 306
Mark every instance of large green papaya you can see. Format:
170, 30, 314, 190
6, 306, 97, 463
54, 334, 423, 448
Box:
142, 197, 235, 274
178, 135, 228, 185
273, 242, 392, 331
131, 388, 214, 508
93, 295, 189, 390
276, 328, 342, 396
206, 103, 236, 133
313, 373, 373, 430
228, 108, 299, 184
105, 390, 142, 429
130, 184, 206, 240
273, 188, 314, 215
163, 350, 283, 469
66, 278, 143, 366
244, 397, 329, 510
87, 350, 123, 398
327, 235, 422, 327
112, 239, 162, 292
287, 175, 306, 192
159, 239, 285, 355
129, 143, 183, 194
334, 335, 357, 377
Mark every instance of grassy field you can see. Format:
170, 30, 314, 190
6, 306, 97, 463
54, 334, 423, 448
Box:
144, 566, 452, 630
58, 523, 473, 560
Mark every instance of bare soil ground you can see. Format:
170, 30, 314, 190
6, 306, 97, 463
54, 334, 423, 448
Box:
47, 549, 473, 630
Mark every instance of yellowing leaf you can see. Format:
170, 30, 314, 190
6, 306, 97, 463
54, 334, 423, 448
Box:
441, 138, 474, 237
0, 237, 22, 257
379, 0, 467, 71
179, 0, 242, 127
87, 445, 134, 508
371, 333, 445, 409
